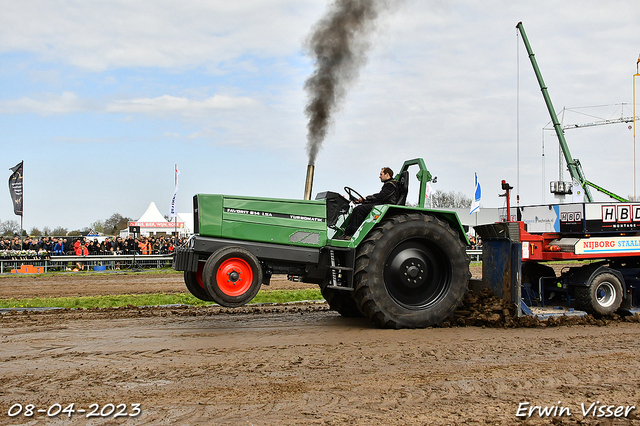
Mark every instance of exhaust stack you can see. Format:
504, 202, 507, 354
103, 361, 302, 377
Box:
303, 164, 315, 200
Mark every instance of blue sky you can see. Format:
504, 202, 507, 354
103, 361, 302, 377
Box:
1, 0, 639, 231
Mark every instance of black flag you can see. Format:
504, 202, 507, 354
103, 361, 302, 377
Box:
8, 161, 23, 216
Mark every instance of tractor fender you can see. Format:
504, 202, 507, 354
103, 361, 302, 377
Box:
355, 205, 469, 245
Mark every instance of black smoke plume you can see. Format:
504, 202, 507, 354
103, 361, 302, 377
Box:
304, 0, 392, 165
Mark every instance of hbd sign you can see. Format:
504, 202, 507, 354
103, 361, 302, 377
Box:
601, 205, 640, 223
560, 211, 582, 222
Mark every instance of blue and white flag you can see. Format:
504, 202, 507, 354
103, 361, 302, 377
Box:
168, 166, 180, 218
470, 173, 481, 214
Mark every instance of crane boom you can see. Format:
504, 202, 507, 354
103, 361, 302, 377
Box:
516, 22, 594, 202
562, 115, 640, 130
517, 22, 628, 203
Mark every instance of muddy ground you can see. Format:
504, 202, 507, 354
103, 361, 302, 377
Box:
1, 267, 640, 425
0, 265, 480, 299
0, 271, 319, 300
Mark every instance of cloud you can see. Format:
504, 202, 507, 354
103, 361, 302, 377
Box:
0, 91, 85, 115
105, 94, 258, 116
0, 91, 258, 117
0, 0, 324, 72
3, 0, 640, 231
51, 136, 120, 144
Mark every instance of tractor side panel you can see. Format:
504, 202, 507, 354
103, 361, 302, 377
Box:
196, 194, 328, 248
196, 194, 224, 237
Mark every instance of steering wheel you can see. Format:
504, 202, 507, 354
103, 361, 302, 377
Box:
344, 186, 364, 203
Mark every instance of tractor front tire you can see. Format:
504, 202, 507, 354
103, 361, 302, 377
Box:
184, 262, 215, 302
575, 272, 623, 316
354, 213, 470, 329
203, 247, 263, 308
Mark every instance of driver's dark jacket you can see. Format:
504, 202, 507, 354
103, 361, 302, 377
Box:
364, 179, 399, 205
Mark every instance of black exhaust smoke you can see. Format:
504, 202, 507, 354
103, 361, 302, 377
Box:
303, 0, 395, 169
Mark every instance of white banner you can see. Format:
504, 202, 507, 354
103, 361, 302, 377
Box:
575, 236, 640, 255
168, 166, 180, 218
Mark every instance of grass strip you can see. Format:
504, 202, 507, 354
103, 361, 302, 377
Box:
0, 268, 182, 279
0, 289, 324, 310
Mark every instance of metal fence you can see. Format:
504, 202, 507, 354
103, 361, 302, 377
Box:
467, 249, 482, 262
0, 254, 174, 274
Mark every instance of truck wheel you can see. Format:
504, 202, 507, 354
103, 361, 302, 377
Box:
320, 285, 363, 317
203, 247, 263, 308
354, 213, 470, 329
184, 262, 215, 302
575, 272, 623, 316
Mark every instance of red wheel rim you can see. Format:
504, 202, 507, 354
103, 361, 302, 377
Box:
195, 263, 205, 289
216, 258, 254, 297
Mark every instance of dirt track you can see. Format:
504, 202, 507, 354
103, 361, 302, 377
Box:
0, 271, 318, 300
1, 270, 640, 425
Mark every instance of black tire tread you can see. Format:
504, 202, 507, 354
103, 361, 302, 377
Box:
354, 213, 470, 329
574, 272, 622, 316
184, 269, 215, 302
203, 246, 262, 308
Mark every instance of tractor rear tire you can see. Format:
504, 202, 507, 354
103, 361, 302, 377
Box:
184, 262, 215, 302
203, 247, 263, 308
320, 285, 364, 317
354, 213, 470, 329
574, 272, 623, 316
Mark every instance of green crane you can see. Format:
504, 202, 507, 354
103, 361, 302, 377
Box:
516, 22, 627, 203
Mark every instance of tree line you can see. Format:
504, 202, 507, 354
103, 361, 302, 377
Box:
428, 190, 472, 209
0, 213, 132, 237
409, 190, 472, 209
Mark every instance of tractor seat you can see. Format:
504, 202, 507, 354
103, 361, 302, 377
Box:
397, 170, 409, 206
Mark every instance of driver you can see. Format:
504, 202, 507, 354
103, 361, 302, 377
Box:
341, 167, 398, 239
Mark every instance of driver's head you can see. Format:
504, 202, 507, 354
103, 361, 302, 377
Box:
380, 167, 393, 182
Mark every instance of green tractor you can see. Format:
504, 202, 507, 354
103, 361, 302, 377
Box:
173, 158, 471, 328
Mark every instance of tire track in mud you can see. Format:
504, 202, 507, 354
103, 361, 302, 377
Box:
2, 308, 640, 425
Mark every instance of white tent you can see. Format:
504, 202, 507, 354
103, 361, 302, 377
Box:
123, 202, 188, 237
137, 202, 167, 223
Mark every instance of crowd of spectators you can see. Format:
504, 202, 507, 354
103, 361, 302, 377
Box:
0, 235, 187, 256
467, 234, 482, 249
